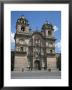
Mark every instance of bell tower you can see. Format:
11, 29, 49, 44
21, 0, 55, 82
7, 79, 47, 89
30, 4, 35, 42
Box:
41, 21, 57, 71
41, 21, 54, 37
16, 16, 29, 33
14, 16, 30, 71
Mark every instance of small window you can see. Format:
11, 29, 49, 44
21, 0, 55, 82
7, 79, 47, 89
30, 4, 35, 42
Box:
48, 31, 52, 35
21, 47, 23, 51
50, 50, 52, 53
49, 42, 53, 47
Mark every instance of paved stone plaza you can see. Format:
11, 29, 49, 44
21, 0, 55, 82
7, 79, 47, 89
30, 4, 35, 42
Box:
11, 71, 61, 79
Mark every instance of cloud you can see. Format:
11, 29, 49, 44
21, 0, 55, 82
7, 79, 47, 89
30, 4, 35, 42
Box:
55, 40, 61, 52
11, 32, 15, 44
53, 25, 58, 32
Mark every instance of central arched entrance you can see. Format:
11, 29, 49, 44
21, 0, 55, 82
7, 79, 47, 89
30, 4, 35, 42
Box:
34, 60, 41, 70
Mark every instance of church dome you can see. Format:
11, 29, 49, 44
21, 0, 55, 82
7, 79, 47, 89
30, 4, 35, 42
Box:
42, 21, 53, 30
17, 16, 29, 26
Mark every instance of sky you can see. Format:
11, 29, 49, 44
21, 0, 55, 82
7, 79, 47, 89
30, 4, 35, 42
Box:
11, 11, 61, 53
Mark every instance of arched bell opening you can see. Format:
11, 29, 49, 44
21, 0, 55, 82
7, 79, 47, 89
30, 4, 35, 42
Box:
21, 26, 25, 31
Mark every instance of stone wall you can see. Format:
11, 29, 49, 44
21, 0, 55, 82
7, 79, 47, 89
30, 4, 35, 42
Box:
47, 57, 57, 70
14, 55, 29, 71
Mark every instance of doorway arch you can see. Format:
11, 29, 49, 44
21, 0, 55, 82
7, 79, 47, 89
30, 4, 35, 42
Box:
34, 60, 41, 70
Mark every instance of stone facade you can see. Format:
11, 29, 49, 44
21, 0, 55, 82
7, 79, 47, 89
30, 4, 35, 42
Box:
14, 16, 57, 71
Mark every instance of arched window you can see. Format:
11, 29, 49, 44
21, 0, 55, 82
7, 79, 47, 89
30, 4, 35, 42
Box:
20, 47, 26, 52
50, 50, 52, 53
20, 47, 23, 51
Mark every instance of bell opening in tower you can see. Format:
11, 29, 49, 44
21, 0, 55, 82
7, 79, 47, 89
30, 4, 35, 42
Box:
21, 26, 25, 31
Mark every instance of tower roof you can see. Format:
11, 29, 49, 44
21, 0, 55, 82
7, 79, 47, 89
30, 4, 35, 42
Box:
42, 21, 53, 30
17, 16, 29, 26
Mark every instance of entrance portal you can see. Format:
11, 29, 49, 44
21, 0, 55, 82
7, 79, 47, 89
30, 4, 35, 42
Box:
34, 60, 41, 70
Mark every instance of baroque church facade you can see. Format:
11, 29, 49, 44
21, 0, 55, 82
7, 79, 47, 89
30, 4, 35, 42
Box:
14, 16, 57, 71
